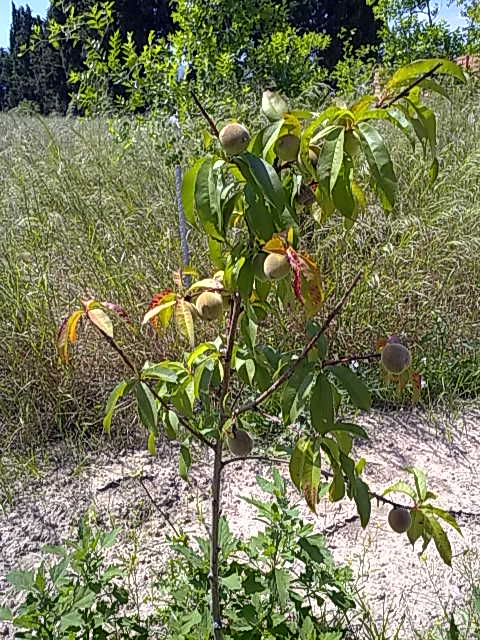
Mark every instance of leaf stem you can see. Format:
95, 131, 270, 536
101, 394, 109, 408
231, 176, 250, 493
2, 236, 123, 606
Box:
190, 89, 220, 137
91, 324, 214, 449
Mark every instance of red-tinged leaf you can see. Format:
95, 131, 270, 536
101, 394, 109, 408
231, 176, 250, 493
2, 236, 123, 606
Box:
286, 247, 304, 303
299, 253, 324, 317
87, 308, 113, 338
101, 301, 130, 323
67, 309, 84, 344
149, 289, 174, 308
285, 248, 324, 316
142, 297, 177, 326
146, 290, 176, 329
175, 298, 195, 348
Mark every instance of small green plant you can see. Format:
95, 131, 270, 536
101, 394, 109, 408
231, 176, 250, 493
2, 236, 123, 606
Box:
156, 470, 355, 639
0, 518, 151, 639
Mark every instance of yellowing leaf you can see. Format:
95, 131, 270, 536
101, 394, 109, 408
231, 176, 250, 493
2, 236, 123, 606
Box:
175, 298, 195, 348
67, 309, 84, 344
142, 298, 177, 325
263, 234, 286, 253
87, 308, 113, 338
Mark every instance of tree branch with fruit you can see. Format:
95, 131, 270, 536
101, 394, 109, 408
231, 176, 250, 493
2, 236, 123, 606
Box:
57, 58, 466, 637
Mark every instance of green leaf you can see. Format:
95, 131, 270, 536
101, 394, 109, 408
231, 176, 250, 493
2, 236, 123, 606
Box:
310, 374, 334, 433
357, 120, 396, 210
221, 573, 242, 590
354, 477, 371, 527
383, 481, 416, 501
179, 444, 191, 482
237, 259, 254, 301
329, 127, 345, 192
407, 509, 425, 546
386, 58, 465, 90
289, 437, 321, 513
236, 152, 287, 213
421, 505, 462, 535
332, 167, 355, 218
404, 466, 427, 501
328, 423, 369, 439
244, 182, 276, 241
182, 158, 204, 226
136, 382, 157, 432
274, 568, 291, 607
427, 516, 452, 566
103, 380, 129, 433
59, 611, 83, 631
147, 431, 157, 456
329, 470, 345, 502
141, 362, 183, 382
71, 587, 96, 610
240, 311, 257, 352
329, 365, 371, 410
316, 126, 344, 192
281, 362, 315, 424
6, 571, 35, 592
194, 159, 224, 240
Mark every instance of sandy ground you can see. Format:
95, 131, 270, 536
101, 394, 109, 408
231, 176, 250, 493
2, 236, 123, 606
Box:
1, 406, 479, 638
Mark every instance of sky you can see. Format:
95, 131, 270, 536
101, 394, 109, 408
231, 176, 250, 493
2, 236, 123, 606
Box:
0, 0, 469, 49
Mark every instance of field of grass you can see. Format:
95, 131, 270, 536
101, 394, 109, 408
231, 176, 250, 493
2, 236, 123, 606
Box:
0, 79, 479, 455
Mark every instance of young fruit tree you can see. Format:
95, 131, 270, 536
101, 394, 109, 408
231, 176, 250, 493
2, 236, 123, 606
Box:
58, 58, 464, 638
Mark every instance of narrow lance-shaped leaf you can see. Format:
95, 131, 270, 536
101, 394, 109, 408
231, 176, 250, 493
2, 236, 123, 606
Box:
310, 373, 334, 433
427, 515, 452, 566
182, 158, 204, 227
136, 382, 157, 433
354, 477, 371, 528
103, 380, 129, 433
357, 120, 397, 210
329, 365, 371, 410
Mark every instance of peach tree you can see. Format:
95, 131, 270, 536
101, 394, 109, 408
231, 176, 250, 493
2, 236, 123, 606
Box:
58, 59, 464, 638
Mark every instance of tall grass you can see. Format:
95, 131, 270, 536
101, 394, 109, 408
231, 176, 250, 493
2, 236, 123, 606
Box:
0, 79, 479, 454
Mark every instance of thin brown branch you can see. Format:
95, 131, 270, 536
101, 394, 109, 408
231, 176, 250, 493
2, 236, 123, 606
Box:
137, 476, 181, 537
233, 271, 363, 417
92, 324, 214, 450
210, 295, 241, 640
379, 62, 443, 108
190, 89, 220, 137
222, 455, 289, 468
322, 352, 380, 368
219, 294, 242, 424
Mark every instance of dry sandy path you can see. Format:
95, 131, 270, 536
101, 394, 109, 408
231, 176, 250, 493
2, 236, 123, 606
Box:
1, 406, 479, 638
